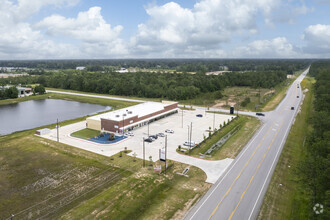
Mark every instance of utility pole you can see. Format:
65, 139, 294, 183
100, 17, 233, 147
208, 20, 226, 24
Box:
236, 102, 239, 116
143, 138, 145, 167
56, 118, 59, 142
165, 135, 167, 174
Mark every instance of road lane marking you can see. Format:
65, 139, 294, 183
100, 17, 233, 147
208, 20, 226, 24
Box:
188, 73, 307, 220
247, 88, 305, 220
207, 124, 274, 220
227, 122, 284, 220
187, 121, 268, 220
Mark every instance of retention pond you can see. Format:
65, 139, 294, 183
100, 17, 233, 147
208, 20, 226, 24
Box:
0, 99, 110, 135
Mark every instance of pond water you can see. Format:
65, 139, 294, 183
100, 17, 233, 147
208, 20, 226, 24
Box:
0, 99, 110, 135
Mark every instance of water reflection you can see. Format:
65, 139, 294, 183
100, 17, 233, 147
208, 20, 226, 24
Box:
0, 99, 110, 135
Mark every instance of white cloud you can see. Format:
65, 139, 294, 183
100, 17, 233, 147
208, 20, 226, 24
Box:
233, 37, 298, 58
0, 0, 81, 59
130, 0, 309, 57
35, 7, 123, 43
0, 1, 128, 59
303, 24, 330, 55
0, 0, 324, 59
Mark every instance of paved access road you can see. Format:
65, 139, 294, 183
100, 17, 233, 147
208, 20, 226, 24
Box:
46, 90, 145, 103
184, 68, 309, 220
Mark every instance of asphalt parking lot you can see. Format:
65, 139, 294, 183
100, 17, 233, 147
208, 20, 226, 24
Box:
40, 109, 235, 183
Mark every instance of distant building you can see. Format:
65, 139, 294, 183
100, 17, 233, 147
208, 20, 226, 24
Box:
76, 66, 86, 70
205, 71, 231, 76
115, 68, 129, 73
0, 86, 33, 97
16, 86, 33, 97
0, 73, 29, 78
86, 101, 178, 133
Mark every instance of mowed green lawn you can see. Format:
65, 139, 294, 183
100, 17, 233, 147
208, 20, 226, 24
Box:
71, 128, 100, 139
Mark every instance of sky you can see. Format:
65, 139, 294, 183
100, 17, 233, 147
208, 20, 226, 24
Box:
0, 0, 329, 59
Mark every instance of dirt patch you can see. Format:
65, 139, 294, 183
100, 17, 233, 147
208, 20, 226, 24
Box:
264, 90, 275, 96
212, 100, 236, 108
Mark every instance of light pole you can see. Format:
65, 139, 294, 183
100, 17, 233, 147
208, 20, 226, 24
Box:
143, 138, 145, 167
56, 118, 59, 142
181, 109, 183, 128
122, 114, 125, 136
187, 125, 190, 143
165, 135, 167, 174
122, 110, 128, 136
148, 120, 150, 137
236, 102, 239, 116
189, 122, 192, 154
213, 111, 215, 131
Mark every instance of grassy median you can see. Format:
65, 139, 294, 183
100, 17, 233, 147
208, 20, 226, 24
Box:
179, 115, 260, 160
257, 77, 314, 220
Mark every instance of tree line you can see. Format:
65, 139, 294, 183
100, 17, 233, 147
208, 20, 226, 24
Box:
0, 86, 18, 99
1, 70, 288, 100
302, 61, 329, 218
0, 59, 309, 72
0, 85, 45, 100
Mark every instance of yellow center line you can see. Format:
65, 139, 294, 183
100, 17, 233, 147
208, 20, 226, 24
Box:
227, 121, 284, 220
208, 123, 274, 220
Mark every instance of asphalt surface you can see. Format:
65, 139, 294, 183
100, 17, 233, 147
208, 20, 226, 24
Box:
184, 68, 309, 220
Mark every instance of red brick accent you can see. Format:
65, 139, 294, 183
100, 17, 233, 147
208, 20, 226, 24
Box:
100, 103, 178, 132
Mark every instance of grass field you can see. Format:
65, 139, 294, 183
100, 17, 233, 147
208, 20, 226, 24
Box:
46, 87, 162, 102
257, 77, 314, 220
0, 129, 210, 219
0, 119, 210, 219
0, 133, 129, 219
71, 128, 100, 139
0, 92, 137, 110
180, 115, 260, 160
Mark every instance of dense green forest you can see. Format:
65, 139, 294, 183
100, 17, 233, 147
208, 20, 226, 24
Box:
303, 62, 330, 219
0, 59, 310, 72
1, 70, 288, 100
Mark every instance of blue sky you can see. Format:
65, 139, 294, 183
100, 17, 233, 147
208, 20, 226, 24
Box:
0, 0, 329, 59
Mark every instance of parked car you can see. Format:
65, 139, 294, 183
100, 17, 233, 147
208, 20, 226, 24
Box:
157, 132, 165, 137
291, 107, 295, 110
183, 141, 196, 147
144, 138, 153, 142
165, 129, 174, 133
149, 135, 158, 140
125, 132, 134, 136
256, 112, 265, 116
297, 96, 299, 98
196, 114, 203, 117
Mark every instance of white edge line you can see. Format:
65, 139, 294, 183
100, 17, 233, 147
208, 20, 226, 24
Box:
187, 121, 268, 220
247, 77, 305, 220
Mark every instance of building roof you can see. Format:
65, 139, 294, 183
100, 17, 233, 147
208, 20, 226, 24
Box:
88, 101, 176, 122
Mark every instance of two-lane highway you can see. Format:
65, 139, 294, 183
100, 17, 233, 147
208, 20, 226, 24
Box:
184, 68, 308, 220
